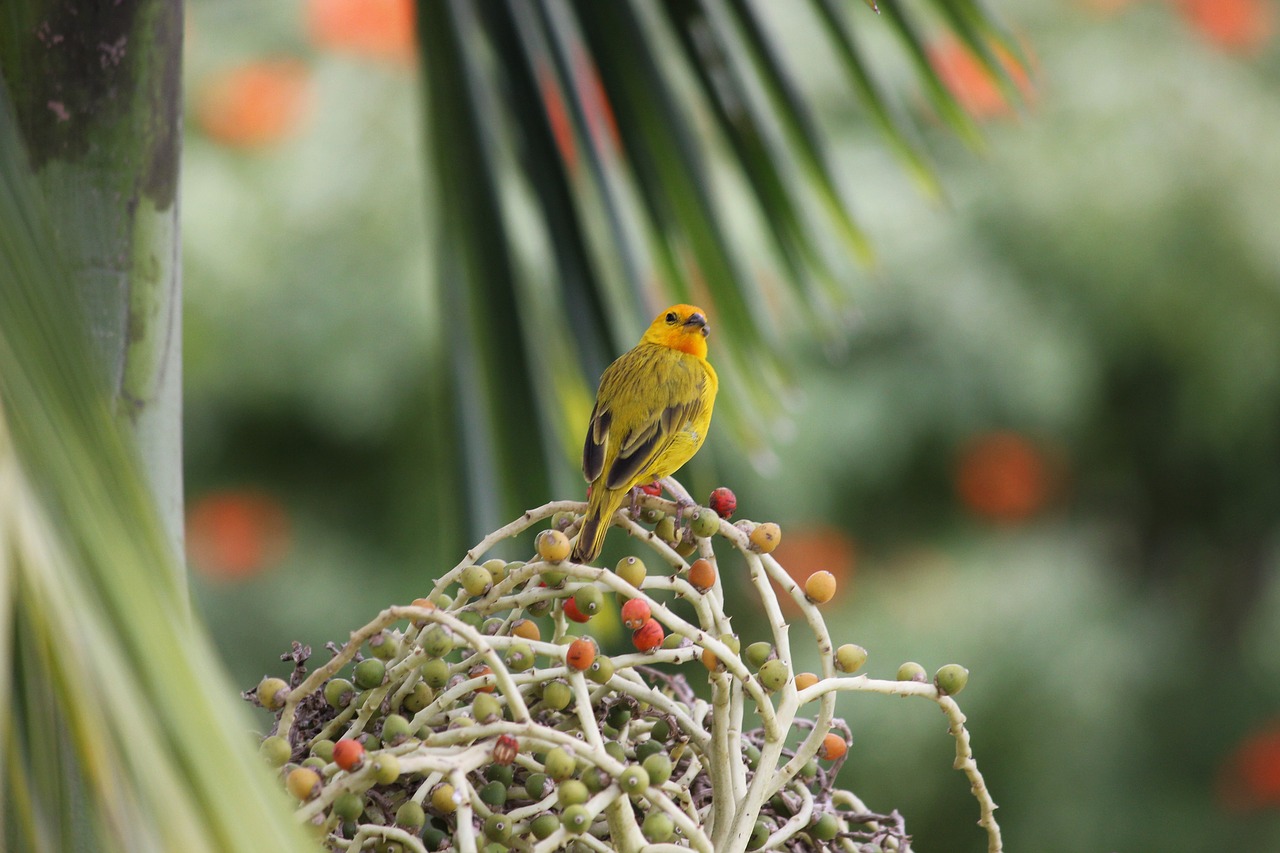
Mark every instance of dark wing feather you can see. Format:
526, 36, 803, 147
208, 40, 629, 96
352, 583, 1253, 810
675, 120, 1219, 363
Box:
604, 400, 695, 490
582, 403, 609, 483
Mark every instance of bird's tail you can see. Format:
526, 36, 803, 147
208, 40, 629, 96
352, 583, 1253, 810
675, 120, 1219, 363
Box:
571, 489, 623, 564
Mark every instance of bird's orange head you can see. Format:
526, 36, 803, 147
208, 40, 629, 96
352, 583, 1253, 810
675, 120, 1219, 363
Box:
641, 304, 711, 358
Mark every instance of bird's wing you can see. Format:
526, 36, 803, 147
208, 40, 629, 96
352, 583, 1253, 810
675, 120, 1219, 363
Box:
582, 349, 709, 491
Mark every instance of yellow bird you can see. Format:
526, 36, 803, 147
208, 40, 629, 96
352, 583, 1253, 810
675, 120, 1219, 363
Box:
571, 304, 718, 564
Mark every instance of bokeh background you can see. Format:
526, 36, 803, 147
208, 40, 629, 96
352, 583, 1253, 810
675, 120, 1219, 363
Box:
181, 1, 1280, 850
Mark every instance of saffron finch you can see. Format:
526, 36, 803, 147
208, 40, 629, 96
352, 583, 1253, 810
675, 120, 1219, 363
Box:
571, 304, 718, 563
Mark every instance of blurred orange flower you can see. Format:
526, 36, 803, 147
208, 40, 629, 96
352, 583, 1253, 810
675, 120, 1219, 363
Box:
187, 489, 291, 581
307, 0, 416, 64
195, 59, 312, 148
1220, 720, 1280, 811
1175, 0, 1275, 54
955, 431, 1055, 523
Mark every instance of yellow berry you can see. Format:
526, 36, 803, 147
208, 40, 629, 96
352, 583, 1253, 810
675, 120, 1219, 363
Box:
536, 529, 572, 563
804, 570, 837, 604
748, 522, 782, 554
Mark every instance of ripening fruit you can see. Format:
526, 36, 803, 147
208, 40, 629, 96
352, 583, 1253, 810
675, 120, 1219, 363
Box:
573, 585, 604, 617
744, 641, 774, 670
561, 804, 590, 834
323, 677, 355, 709
587, 655, 615, 685
794, 672, 819, 693
934, 663, 970, 696
460, 564, 493, 597
372, 753, 401, 784
690, 506, 720, 537
259, 735, 291, 767
620, 597, 651, 630
505, 641, 535, 672
353, 658, 386, 690
469, 664, 495, 693
708, 487, 737, 519
748, 522, 782, 554
557, 779, 589, 808
256, 676, 289, 710
430, 782, 458, 814
536, 528, 572, 563
687, 558, 715, 593
566, 637, 596, 671
530, 813, 559, 839
643, 812, 675, 842
614, 555, 647, 589
542, 679, 572, 710
618, 764, 650, 795
544, 747, 575, 781
333, 739, 365, 772
511, 618, 541, 641
286, 766, 321, 801
757, 658, 788, 692
834, 643, 868, 674
482, 557, 508, 584
897, 661, 928, 683
804, 570, 837, 604
563, 597, 591, 623
632, 618, 665, 652
395, 800, 425, 830
818, 732, 848, 761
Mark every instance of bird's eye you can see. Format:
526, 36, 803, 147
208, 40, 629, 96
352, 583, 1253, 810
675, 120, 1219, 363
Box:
665, 311, 677, 324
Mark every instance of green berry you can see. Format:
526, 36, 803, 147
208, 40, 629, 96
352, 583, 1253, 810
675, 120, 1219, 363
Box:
403, 681, 434, 713
604, 741, 627, 764
614, 555, 646, 589
460, 564, 493, 597
650, 718, 672, 742
419, 657, 450, 689
643, 812, 674, 842
642, 752, 673, 786
482, 558, 508, 584
483, 813, 512, 843
582, 766, 607, 793
309, 739, 335, 763
530, 813, 559, 839
618, 764, 650, 795
372, 753, 401, 785
368, 631, 400, 660
747, 819, 770, 850
478, 779, 508, 807
395, 800, 425, 830
381, 714, 412, 746
524, 772, 549, 800
256, 676, 289, 710
573, 584, 604, 617
301, 756, 326, 770
472, 692, 503, 724
558, 779, 589, 808
486, 762, 515, 785
540, 567, 568, 588
809, 812, 839, 841
744, 743, 761, 770
456, 610, 484, 629
353, 658, 386, 690
654, 516, 677, 544
587, 655, 614, 685
934, 663, 970, 696
744, 641, 774, 670
544, 747, 575, 781
561, 804, 590, 834
634, 740, 663, 763
505, 642, 535, 673
422, 824, 448, 849
690, 507, 720, 537
542, 680, 572, 711
420, 625, 454, 658
323, 677, 355, 709
527, 596, 553, 617
897, 661, 928, 683
332, 792, 364, 821
605, 705, 631, 729
259, 735, 291, 767
757, 658, 789, 692
834, 643, 868, 674
640, 506, 663, 524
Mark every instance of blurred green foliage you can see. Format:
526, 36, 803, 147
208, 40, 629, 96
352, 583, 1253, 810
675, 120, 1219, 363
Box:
183, 0, 1280, 850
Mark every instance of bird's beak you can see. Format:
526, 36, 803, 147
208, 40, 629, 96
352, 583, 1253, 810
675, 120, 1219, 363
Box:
683, 313, 709, 337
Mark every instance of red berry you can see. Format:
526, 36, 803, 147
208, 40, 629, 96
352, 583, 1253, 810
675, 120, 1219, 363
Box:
639, 481, 662, 496
632, 618, 665, 652
563, 598, 591, 623
493, 734, 519, 765
620, 598, 652, 631
566, 637, 596, 671
333, 738, 365, 772
708, 487, 737, 519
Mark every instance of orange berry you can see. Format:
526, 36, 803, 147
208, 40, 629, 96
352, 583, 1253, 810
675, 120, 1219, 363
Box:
795, 672, 819, 692
469, 664, 495, 693
632, 618, 665, 653
286, 766, 321, 800
511, 618, 541, 641
563, 598, 591, 623
804, 570, 837, 604
621, 598, 652, 631
566, 637, 596, 671
687, 558, 716, 593
818, 733, 848, 762
332, 738, 365, 772
749, 522, 782, 554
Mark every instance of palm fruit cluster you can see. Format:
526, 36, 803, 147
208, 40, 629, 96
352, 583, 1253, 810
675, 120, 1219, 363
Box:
249, 482, 998, 853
